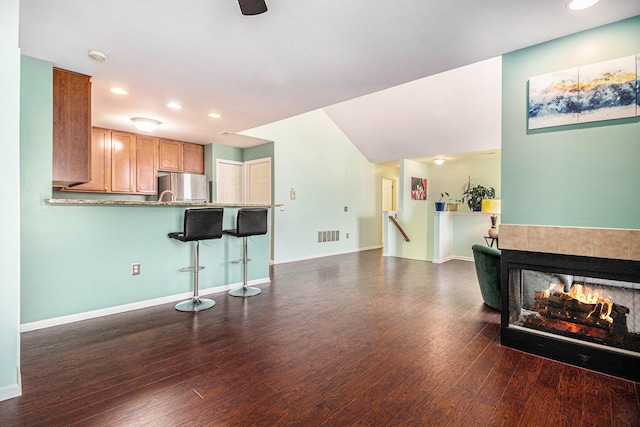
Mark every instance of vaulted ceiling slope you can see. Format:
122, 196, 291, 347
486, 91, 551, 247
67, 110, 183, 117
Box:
19, 1, 640, 163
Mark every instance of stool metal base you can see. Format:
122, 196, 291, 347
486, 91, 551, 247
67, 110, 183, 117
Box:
175, 297, 215, 312
229, 287, 261, 298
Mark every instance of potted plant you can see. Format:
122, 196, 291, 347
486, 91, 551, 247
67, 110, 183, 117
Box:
447, 198, 461, 212
435, 192, 448, 211
461, 176, 495, 211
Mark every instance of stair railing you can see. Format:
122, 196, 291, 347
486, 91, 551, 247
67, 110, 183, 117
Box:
388, 215, 410, 242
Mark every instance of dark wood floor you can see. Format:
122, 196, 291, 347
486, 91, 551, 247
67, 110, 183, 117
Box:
1, 249, 639, 426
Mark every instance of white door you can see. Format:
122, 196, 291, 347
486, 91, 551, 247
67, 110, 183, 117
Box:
245, 158, 271, 204
382, 178, 395, 211
216, 160, 243, 204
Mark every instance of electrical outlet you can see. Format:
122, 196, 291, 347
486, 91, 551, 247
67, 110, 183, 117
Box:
344, 206, 348, 212
131, 263, 140, 275
346, 233, 349, 239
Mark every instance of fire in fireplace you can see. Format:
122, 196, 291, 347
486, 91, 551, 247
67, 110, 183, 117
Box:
501, 250, 640, 382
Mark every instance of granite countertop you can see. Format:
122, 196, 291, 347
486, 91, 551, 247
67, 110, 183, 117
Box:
46, 198, 280, 208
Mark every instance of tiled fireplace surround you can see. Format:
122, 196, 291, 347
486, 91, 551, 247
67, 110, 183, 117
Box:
498, 224, 640, 382
499, 224, 640, 261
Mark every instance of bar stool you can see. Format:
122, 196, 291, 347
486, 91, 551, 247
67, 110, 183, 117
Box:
168, 208, 224, 312
223, 207, 268, 297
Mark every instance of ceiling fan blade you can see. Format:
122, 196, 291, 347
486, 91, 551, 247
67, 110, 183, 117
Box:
238, 0, 267, 15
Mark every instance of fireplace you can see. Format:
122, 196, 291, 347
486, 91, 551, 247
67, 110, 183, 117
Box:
499, 225, 640, 382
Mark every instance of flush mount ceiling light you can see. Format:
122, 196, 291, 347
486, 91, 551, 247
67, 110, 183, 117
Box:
238, 0, 267, 15
110, 87, 128, 95
131, 117, 161, 132
88, 49, 108, 62
167, 102, 182, 109
208, 113, 221, 119
566, 0, 600, 10
434, 159, 445, 165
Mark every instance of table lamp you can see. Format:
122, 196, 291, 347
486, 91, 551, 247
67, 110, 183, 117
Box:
481, 199, 501, 238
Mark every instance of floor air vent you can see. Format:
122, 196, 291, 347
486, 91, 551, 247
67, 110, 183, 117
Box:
318, 230, 340, 242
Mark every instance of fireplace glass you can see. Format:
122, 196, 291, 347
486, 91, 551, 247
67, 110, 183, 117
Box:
507, 268, 640, 355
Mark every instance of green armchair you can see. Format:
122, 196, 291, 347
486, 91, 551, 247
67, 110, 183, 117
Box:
471, 244, 501, 310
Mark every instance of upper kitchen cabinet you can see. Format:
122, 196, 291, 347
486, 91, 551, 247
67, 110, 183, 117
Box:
64, 128, 158, 195
158, 139, 204, 174
183, 143, 204, 174
52, 68, 91, 187
136, 134, 158, 194
158, 139, 182, 172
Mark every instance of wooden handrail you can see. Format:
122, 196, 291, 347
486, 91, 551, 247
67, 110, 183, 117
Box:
388, 215, 410, 242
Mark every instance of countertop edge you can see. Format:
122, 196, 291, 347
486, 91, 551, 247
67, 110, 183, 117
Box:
45, 199, 281, 208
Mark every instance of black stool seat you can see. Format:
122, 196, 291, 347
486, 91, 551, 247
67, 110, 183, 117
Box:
223, 208, 268, 297
169, 208, 223, 312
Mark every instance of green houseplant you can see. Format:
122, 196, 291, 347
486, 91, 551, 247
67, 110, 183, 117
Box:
461, 176, 495, 211
435, 192, 448, 211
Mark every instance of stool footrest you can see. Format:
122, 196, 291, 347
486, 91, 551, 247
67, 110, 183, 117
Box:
179, 266, 205, 272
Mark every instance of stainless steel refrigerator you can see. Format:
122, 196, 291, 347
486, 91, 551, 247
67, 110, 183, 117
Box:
158, 173, 209, 202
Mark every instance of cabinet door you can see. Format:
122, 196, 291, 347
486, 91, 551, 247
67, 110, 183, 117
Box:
65, 128, 110, 192
158, 139, 182, 172
136, 135, 158, 194
52, 68, 91, 186
183, 143, 204, 174
110, 131, 136, 193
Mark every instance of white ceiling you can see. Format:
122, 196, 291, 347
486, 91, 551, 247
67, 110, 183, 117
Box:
19, 1, 640, 163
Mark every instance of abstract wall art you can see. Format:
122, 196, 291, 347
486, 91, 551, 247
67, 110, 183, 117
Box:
528, 67, 579, 129
528, 54, 639, 130
578, 55, 636, 123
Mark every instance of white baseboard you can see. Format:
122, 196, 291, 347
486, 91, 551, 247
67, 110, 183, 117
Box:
20, 277, 270, 333
273, 245, 382, 265
0, 369, 21, 402
432, 256, 474, 264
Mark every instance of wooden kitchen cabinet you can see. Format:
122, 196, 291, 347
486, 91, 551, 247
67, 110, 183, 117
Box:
52, 68, 91, 187
183, 143, 204, 174
64, 128, 158, 195
110, 131, 136, 193
136, 135, 158, 194
158, 139, 183, 172
68, 128, 109, 192
158, 139, 204, 174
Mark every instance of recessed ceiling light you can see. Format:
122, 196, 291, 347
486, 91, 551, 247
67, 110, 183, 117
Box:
131, 117, 161, 132
434, 159, 444, 165
88, 49, 108, 62
208, 113, 221, 119
167, 102, 182, 109
110, 87, 128, 95
566, 0, 599, 11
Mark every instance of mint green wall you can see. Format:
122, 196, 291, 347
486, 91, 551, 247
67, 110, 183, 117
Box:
242, 110, 383, 262
502, 16, 640, 229
20, 56, 269, 324
244, 142, 274, 162
0, 0, 21, 398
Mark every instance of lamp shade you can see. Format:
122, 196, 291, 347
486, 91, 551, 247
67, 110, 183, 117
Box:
481, 199, 501, 215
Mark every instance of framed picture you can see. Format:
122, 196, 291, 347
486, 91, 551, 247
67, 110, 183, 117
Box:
411, 177, 427, 200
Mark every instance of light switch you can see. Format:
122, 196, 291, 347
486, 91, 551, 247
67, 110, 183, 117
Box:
290, 188, 296, 200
